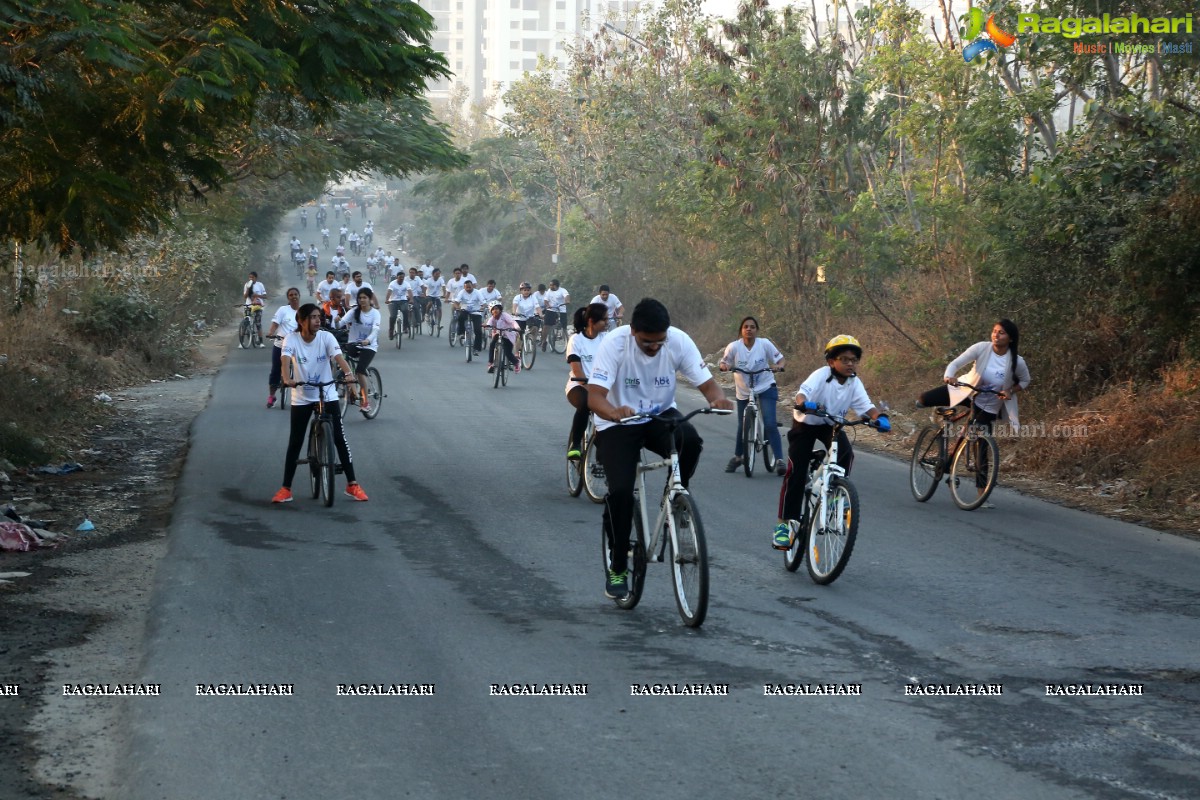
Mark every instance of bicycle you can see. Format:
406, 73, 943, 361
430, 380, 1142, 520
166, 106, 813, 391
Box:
566, 414, 606, 503
781, 406, 882, 585
517, 319, 541, 370
601, 406, 733, 627
544, 311, 568, 354
406, 301, 418, 340
267, 335, 290, 410
238, 304, 264, 349
486, 330, 513, 388
337, 346, 384, 420
447, 306, 459, 346
289, 378, 347, 508
459, 313, 481, 362
909, 381, 1001, 510
426, 300, 441, 337
731, 366, 784, 478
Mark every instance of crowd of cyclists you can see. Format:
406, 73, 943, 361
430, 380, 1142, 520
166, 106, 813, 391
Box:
245, 217, 1030, 603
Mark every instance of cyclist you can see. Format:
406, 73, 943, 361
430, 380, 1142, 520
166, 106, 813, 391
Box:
544, 279, 571, 346
304, 264, 318, 298
299, 208, 307, 229
772, 335, 891, 549
338, 288, 381, 414
265, 287, 302, 408
322, 287, 348, 328
316, 271, 338, 304
307, 244, 319, 267
444, 267, 465, 333
718, 316, 787, 476
589, 285, 623, 326
484, 300, 521, 374
511, 281, 543, 357
453, 279, 485, 352
348, 271, 378, 309
587, 298, 733, 599
243, 271, 267, 337
385, 271, 406, 340
916, 319, 1029, 432
564, 303, 609, 459
479, 279, 502, 307
320, 227, 330, 249
424, 268, 445, 331
459, 264, 479, 285
400, 267, 424, 333
272, 303, 369, 504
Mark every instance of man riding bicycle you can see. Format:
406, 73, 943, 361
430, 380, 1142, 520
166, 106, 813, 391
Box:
587, 298, 733, 600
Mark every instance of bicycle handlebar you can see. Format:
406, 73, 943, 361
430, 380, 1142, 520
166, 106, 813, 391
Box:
950, 381, 1002, 395
616, 406, 734, 425
732, 367, 784, 375
793, 405, 885, 429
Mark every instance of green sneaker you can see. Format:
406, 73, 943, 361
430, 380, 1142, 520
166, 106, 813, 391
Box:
567, 448, 582, 461
772, 522, 792, 550
605, 569, 630, 600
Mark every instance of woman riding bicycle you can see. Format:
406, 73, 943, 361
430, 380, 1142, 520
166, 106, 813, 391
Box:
773, 335, 890, 549
916, 319, 1030, 433
272, 303, 369, 504
564, 303, 609, 459
718, 316, 787, 476
338, 288, 381, 414
484, 300, 520, 374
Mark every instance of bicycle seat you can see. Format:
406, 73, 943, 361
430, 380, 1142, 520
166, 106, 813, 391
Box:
934, 406, 958, 418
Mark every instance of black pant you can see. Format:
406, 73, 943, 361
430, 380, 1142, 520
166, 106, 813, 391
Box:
281, 402, 356, 488
457, 312, 483, 350
488, 334, 517, 366
919, 386, 998, 487
269, 346, 283, 391
779, 423, 852, 522
567, 385, 589, 450
596, 409, 702, 574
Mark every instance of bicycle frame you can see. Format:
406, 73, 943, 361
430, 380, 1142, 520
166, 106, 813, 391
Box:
634, 450, 685, 563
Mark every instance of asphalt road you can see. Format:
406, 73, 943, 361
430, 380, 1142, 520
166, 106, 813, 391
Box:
118, 298, 1200, 799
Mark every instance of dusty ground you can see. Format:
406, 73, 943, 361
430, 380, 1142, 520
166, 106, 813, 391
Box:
0, 332, 226, 800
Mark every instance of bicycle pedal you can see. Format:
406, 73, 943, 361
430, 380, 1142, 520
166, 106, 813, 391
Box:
296, 459, 309, 465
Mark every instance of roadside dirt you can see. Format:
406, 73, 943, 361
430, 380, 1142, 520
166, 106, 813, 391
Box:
0, 332, 225, 800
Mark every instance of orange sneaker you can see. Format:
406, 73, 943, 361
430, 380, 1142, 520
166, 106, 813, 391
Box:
344, 483, 369, 502
271, 487, 293, 504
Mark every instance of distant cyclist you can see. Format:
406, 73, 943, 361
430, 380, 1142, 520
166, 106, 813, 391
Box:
589, 285, 623, 326
484, 301, 520, 374
718, 316, 787, 475
453, 279, 485, 352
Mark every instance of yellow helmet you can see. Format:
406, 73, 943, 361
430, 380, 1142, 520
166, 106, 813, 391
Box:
824, 335, 862, 360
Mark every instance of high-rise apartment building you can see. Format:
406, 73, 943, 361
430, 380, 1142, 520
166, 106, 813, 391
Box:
420, 0, 643, 106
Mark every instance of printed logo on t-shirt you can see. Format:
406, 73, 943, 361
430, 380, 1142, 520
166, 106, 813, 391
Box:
654, 376, 672, 387
624, 377, 640, 387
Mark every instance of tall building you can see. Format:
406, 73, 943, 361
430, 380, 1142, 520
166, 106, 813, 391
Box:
421, 0, 644, 107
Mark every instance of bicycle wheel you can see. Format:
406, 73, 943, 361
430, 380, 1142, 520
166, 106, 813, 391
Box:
494, 346, 503, 388
566, 431, 583, 497
668, 493, 708, 627
319, 421, 336, 507
238, 318, 251, 349
407, 307, 416, 339
583, 429, 607, 504
307, 424, 320, 499
601, 506, 646, 611
465, 329, 473, 362
278, 384, 288, 411
395, 319, 403, 349
909, 426, 944, 502
807, 476, 859, 585
362, 368, 382, 419
448, 313, 457, 346
521, 332, 536, 370
427, 309, 438, 337
550, 325, 566, 354
742, 406, 757, 477
783, 490, 810, 572
338, 380, 351, 419
949, 433, 999, 511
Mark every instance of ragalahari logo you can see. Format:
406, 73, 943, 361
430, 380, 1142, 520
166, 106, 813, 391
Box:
961, 9, 1017, 61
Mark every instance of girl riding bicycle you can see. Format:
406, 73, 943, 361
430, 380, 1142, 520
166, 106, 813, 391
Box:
916, 319, 1030, 433
718, 316, 787, 475
338, 288, 381, 414
564, 303, 609, 459
272, 303, 369, 504
773, 335, 890, 549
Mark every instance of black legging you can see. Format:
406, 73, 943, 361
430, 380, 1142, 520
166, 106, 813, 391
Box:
778, 423, 852, 523
457, 312, 483, 350
281, 402, 356, 488
488, 333, 517, 366
567, 384, 589, 450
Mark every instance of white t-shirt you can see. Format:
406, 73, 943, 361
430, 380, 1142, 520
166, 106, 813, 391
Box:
419, 263, 435, 279
974, 355, 1009, 414
445, 277, 465, 298
425, 277, 445, 300
720, 338, 784, 400
590, 293, 622, 321
461, 272, 479, 285
243, 281, 267, 305
283, 330, 343, 406
317, 279, 338, 303
455, 288, 484, 314
543, 287, 569, 313
339, 307, 381, 351
386, 280, 405, 303
401, 277, 423, 300
270, 305, 299, 349
479, 287, 502, 304
589, 327, 712, 432
565, 331, 607, 396
512, 294, 542, 320
346, 281, 373, 300
794, 366, 874, 425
